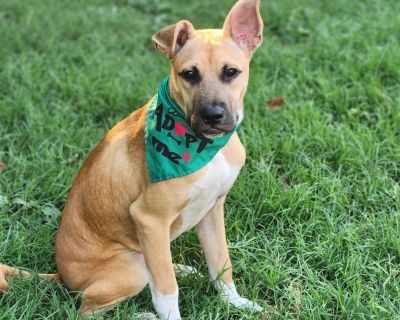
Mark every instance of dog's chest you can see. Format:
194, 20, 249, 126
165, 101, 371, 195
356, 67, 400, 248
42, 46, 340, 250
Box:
172, 151, 242, 239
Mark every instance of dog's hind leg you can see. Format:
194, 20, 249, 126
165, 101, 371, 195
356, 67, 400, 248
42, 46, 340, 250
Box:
79, 252, 149, 317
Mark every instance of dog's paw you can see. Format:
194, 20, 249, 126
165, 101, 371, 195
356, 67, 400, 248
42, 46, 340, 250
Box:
226, 295, 263, 312
217, 281, 263, 313
136, 312, 158, 320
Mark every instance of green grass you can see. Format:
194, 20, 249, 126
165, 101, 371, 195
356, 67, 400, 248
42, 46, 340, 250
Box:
1, 0, 400, 318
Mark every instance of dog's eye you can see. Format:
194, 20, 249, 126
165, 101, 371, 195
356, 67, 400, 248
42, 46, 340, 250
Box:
183, 70, 195, 79
226, 68, 238, 77
222, 66, 241, 82
179, 67, 200, 84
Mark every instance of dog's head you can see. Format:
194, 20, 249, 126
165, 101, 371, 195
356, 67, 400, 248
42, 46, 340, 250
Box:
152, 0, 263, 138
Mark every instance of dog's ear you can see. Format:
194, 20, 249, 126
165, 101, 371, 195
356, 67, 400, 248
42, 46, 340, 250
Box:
152, 20, 194, 59
223, 0, 263, 54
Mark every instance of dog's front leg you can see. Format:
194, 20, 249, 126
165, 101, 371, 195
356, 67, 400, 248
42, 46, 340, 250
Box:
196, 196, 263, 312
130, 204, 181, 320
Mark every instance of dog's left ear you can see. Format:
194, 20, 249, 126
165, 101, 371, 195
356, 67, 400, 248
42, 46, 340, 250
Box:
152, 20, 194, 59
223, 0, 264, 54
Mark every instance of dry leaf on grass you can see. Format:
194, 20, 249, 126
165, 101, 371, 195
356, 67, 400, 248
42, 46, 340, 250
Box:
282, 176, 291, 190
266, 96, 284, 111
0, 162, 4, 173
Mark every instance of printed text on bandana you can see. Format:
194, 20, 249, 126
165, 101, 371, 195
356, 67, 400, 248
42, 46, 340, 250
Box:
151, 102, 213, 165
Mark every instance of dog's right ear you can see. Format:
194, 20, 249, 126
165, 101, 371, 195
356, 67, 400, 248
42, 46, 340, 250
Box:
152, 20, 194, 59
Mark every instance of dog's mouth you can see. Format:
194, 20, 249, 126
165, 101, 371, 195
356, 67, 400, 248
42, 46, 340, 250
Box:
199, 126, 233, 138
190, 114, 236, 138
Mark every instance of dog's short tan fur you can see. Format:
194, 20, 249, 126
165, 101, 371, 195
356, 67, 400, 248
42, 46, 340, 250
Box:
0, 1, 263, 318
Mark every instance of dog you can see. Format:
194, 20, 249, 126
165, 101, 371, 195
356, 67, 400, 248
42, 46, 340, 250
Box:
0, 0, 264, 318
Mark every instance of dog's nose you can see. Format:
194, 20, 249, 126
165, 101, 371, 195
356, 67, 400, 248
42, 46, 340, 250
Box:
200, 104, 225, 126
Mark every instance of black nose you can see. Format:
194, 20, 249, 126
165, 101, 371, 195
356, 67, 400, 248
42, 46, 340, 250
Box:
200, 104, 225, 126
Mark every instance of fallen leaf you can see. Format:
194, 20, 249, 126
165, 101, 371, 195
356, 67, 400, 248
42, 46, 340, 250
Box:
267, 96, 284, 111
282, 176, 291, 190
0, 162, 4, 173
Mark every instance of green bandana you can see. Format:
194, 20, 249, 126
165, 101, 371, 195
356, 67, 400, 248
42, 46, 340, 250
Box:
145, 77, 237, 183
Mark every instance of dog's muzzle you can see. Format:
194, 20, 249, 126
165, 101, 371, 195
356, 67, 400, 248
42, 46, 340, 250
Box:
192, 102, 236, 137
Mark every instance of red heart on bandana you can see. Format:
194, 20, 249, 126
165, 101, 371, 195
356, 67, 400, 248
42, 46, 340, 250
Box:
182, 151, 191, 162
174, 122, 187, 136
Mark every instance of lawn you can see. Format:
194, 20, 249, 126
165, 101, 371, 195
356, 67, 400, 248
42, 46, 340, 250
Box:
1, 0, 400, 319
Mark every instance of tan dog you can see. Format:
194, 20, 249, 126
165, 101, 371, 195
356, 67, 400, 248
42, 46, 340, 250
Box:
0, 0, 264, 318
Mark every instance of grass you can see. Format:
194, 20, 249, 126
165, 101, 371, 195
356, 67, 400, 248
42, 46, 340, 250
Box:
1, 0, 400, 318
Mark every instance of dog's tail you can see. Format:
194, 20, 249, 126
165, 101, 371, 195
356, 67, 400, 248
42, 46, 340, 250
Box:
0, 263, 61, 293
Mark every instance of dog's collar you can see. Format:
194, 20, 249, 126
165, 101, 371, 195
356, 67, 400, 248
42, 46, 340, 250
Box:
144, 76, 237, 183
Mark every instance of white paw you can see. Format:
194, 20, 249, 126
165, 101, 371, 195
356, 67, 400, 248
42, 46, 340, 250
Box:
136, 312, 158, 320
148, 283, 181, 320
216, 281, 263, 313
226, 295, 263, 312
157, 314, 181, 320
